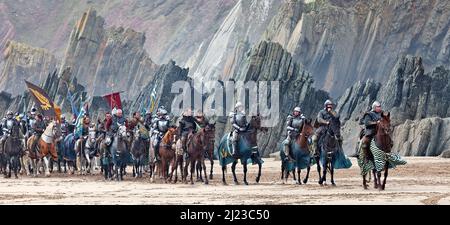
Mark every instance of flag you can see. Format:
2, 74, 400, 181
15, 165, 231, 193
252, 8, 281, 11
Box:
25, 80, 56, 117
74, 102, 87, 138
103, 92, 122, 110
149, 85, 157, 113
65, 82, 79, 116
54, 105, 62, 122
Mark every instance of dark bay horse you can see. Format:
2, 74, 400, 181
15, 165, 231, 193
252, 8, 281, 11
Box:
62, 133, 77, 174
158, 127, 177, 183
217, 115, 267, 185
318, 115, 352, 186
130, 124, 149, 178
184, 123, 215, 184
359, 112, 406, 190
111, 124, 129, 181
280, 119, 315, 184
3, 124, 24, 178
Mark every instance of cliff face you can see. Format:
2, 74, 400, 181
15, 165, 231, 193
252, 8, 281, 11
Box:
59, 9, 159, 99
0, 40, 58, 96
263, 0, 450, 96
223, 41, 329, 156
337, 55, 450, 156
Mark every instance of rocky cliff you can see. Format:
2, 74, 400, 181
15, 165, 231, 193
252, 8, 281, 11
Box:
0, 40, 58, 96
60, 8, 159, 99
263, 0, 450, 96
337, 55, 450, 156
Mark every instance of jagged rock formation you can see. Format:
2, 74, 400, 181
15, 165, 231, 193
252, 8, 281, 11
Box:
337, 55, 450, 156
221, 41, 329, 157
0, 40, 58, 96
129, 60, 189, 116
60, 8, 159, 99
263, 0, 450, 96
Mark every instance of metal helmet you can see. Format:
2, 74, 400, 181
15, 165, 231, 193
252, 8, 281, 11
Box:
324, 100, 333, 108
159, 108, 168, 115
235, 102, 243, 109
293, 107, 301, 113
372, 101, 381, 111
6, 111, 13, 116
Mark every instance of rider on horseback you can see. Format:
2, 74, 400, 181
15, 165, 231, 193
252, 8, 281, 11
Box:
283, 107, 305, 161
60, 115, 70, 138
359, 101, 383, 156
229, 102, 248, 158
179, 108, 196, 160
30, 113, 46, 152
110, 109, 126, 133
1, 111, 19, 149
26, 108, 37, 137
151, 106, 170, 161
194, 110, 209, 129
311, 100, 341, 155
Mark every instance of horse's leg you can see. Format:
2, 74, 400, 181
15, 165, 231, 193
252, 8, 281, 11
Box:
316, 156, 323, 185
198, 160, 204, 182
196, 161, 201, 182
14, 156, 19, 179
209, 157, 214, 180
292, 168, 297, 184
202, 159, 208, 185
190, 159, 195, 185
331, 160, 336, 186
297, 168, 302, 185
321, 161, 327, 186
221, 158, 227, 185
43, 156, 50, 177
243, 162, 248, 185
183, 158, 190, 184
382, 165, 389, 191
363, 174, 368, 189
303, 164, 311, 184
372, 169, 378, 189
231, 160, 238, 185
256, 161, 262, 184
377, 171, 382, 190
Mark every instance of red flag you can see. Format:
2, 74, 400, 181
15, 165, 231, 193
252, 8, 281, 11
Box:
103, 92, 122, 110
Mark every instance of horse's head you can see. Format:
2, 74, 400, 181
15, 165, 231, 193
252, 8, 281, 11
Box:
302, 118, 314, 138
204, 122, 216, 140
49, 121, 62, 139
327, 114, 341, 138
377, 111, 392, 136
117, 123, 127, 137
163, 126, 177, 144
249, 115, 268, 132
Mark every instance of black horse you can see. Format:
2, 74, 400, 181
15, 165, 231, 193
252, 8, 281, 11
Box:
111, 124, 129, 181
318, 114, 352, 186
3, 124, 24, 178
130, 125, 149, 178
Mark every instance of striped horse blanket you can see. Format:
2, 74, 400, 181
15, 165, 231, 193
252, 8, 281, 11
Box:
358, 139, 407, 176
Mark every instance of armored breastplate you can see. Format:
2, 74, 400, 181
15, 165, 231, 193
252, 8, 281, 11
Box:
291, 117, 303, 130
234, 113, 247, 127
6, 119, 14, 129
157, 120, 169, 133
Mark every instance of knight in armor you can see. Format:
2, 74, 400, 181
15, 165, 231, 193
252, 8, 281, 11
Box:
194, 110, 209, 129
360, 101, 383, 155
30, 113, 46, 152
60, 115, 70, 138
1, 111, 19, 148
283, 107, 305, 161
110, 109, 127, 134
151, 106, 170, 161
178, 108, 197, 159
311, 100, 341, 154
229, 102, 248, 158
26, 108, 37, 137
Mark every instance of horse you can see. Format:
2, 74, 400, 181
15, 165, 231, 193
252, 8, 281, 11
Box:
26, 121, 61, 177
358, 112, 406, 190
184, 123, 215, 185
280, 119, 315, 184
196, 127, 216, 181
110, 124, 129, 181
62, 133, 77, 174
130, 124, 149, 178
3, 124, 24, 178
98, 133, 114, 180
318, 114, 352, 186
217, 115, 267, 185
158, 127, 178, 183
75, 128, 98, 175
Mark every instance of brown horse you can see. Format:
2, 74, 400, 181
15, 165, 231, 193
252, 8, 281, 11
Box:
184, 123, 215, 184
158, 127, 177, 182
26, 121, 61, 177
362, 112, 393, 190
280, 119, 315, 184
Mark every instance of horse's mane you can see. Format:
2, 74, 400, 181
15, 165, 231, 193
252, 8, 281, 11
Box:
162, 128, 174, 144
43, 121, 54, 136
